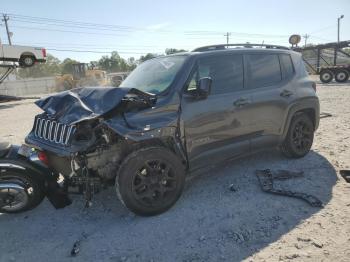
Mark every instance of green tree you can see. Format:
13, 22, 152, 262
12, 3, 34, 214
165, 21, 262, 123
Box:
61, 58, 79, 74
165, 48, 187, 55
97, 51, 131, 72
139, 53, 157, 63
127, 57, 137, 71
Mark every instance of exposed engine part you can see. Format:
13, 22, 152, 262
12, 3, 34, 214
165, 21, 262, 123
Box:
44, 151, 71, 177
256, 169, 323, 207
69, 175, 102, 195
85, 143, 124, 179
73, 156, 95, 208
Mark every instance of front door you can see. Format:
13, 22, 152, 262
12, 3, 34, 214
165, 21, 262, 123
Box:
181, 54, 254, 170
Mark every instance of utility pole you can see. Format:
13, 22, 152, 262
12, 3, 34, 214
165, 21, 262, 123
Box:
335, 15, 344, 65
2, 14, 12, 45
224, 32, 231, 45
303, 34, 310, 47
337, 15, 344, 43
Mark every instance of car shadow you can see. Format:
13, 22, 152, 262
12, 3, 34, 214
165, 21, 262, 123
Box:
0, 149, 337, 262
0, 101, 35, 109
0, 102, 22, 109
316, 81, 350, 86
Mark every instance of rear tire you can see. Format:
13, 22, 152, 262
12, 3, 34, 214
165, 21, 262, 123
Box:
335, 69, 349, 83
116, 147, 186, 216
19, 55, 35, 67
0, 171, 45, 213
319, 70, 333, 83
281, 113, 314, 158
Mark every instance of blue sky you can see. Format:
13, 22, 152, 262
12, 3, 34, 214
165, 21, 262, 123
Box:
1, 0, 349, 62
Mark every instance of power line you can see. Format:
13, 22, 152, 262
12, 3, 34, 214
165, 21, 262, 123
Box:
46, 48, 154, 55
309, 24, 336, 35
7, 13, 143, 31
5, 24, 290, 43
310, 36, 334, 42
15, 41, 193, 50
5, 25, 128, 37
4, 12, 292, 38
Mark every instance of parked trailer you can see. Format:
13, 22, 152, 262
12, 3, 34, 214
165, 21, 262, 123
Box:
318, 64, 350, 83
293, 40, 350, 83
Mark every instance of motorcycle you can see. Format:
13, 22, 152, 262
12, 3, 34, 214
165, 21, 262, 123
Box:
0, 140, 71, 213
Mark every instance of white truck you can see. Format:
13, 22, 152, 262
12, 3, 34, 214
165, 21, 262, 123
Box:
0, 43, 46, 67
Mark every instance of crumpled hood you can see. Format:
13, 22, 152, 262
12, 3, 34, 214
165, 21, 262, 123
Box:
35, 86, 155, 125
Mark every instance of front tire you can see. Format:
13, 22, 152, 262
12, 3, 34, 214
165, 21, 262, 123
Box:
281, 113, 314, 158
0, 171, 45, 213
116, 147, 186, 216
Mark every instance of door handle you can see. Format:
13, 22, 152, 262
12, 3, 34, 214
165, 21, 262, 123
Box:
233, 98, 251, 107
280, 90, 293, 97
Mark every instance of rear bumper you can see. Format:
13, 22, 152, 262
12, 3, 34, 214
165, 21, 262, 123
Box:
36, 58, 46, 63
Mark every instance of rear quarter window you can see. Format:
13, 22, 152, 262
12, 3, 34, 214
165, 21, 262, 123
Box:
280, 54, 295, 79
247, 54, 282, 88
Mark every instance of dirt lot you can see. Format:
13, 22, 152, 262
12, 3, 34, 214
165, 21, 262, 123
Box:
0, 78, 349, 262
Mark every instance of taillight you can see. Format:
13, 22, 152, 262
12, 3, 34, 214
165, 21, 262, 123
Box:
312, 82, 316, 92
38, 151, 49, 166
42, 48, 47, 58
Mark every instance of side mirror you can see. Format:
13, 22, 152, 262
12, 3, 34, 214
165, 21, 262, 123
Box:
197, 77, 212, 99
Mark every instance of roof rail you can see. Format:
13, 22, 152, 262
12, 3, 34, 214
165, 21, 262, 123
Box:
193, 43, 290, 52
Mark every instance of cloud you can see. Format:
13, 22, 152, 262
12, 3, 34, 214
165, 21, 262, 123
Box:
146, 22, 171, 31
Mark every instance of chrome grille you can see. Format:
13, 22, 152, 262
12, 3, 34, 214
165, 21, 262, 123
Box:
33, 116, 76, 146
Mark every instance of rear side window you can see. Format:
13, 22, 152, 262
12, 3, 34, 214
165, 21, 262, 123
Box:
187, 55, 244, 94
247, 54, 282, 88
280, 54, 295, 79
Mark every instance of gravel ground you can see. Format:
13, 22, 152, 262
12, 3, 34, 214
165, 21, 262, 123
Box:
0, 78, 349, 262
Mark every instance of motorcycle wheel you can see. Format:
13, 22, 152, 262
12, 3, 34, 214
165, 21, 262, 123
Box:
0, 171, 45, 214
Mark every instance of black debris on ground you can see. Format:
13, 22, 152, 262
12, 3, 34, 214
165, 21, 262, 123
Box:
229, 184, 238, 192
256, 169, 323, 207
339, 170, 350, 183
320, 112, 333, 119
70, 241, 80, 257
70, 232, 89, 257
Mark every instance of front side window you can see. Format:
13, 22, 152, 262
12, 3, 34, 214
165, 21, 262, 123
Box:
120, 56, 186, 94
247, 54, 282, 88
187, 55, 244, 94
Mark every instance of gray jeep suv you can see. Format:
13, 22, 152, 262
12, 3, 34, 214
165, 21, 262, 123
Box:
1, 44, 319, 216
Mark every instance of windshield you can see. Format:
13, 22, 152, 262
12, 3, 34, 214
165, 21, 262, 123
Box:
120, 56, 186, 94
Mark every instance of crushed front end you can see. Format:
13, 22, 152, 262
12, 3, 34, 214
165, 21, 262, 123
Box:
24, 86, 161, 207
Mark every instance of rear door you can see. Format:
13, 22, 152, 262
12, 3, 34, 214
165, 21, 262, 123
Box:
246, 52, 296, 149
181, 54, 254, 169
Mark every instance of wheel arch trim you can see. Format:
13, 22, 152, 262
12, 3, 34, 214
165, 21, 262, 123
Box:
281, 98, 320, 141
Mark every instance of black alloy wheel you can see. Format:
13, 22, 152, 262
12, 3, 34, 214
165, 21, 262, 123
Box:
131, 160, 178, 207
281, 113, 314, 158
116, 147, 185, 216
